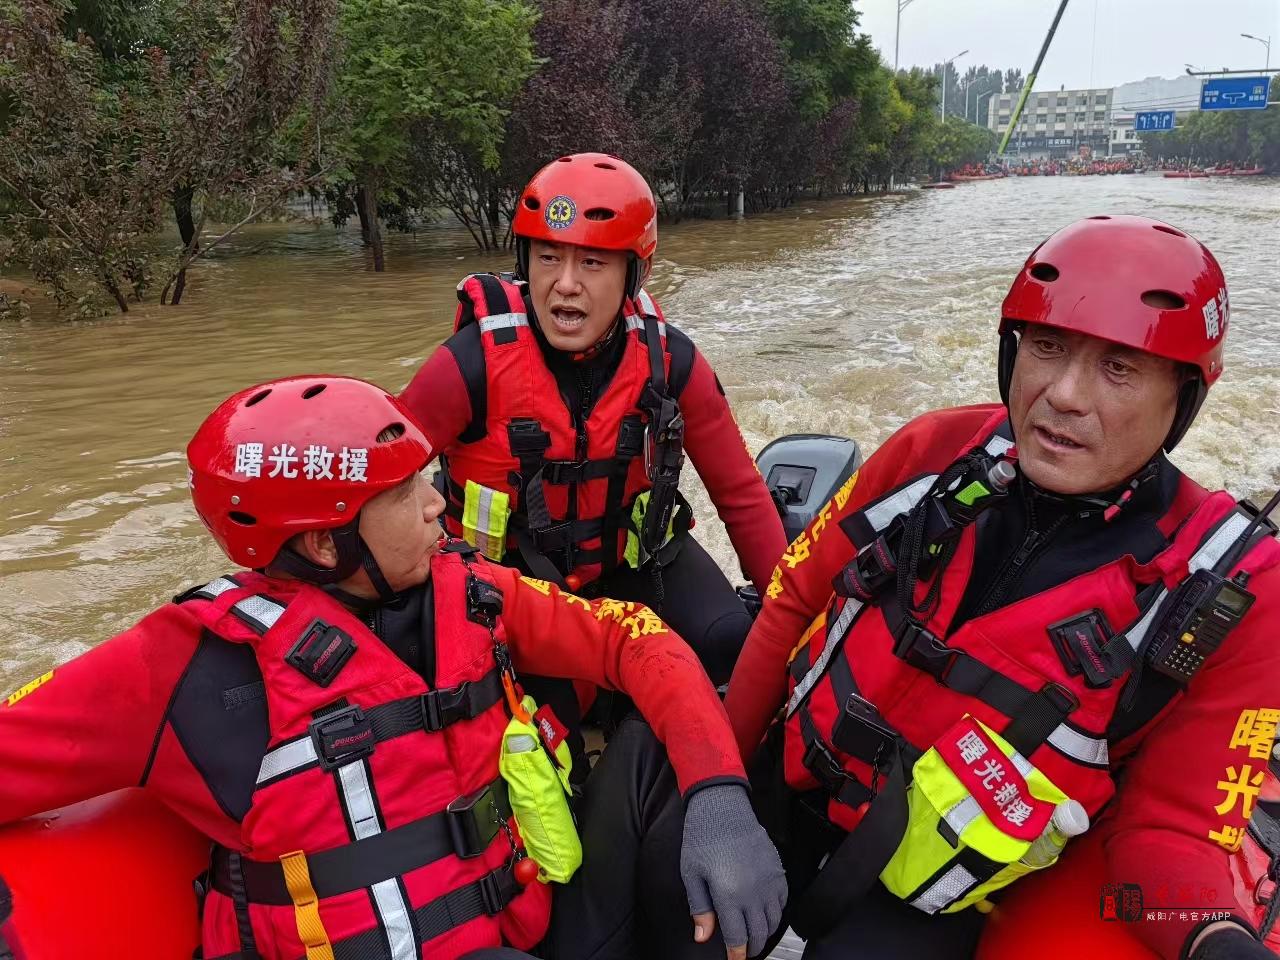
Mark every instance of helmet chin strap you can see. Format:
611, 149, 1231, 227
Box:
268, 515, 401, 604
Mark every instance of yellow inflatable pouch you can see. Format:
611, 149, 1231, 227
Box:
880, 715, 1081, 914
498, 695, 581, 883
623, 490, 684, 569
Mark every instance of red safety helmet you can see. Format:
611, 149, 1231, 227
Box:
512, 153, 658, 298
187, 376, 432, 572
999, 215, 1229, 451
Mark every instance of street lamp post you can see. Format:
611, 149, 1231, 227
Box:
1241, 33, 1271, 71
941, 49, 969, 120
894, 0, 917, 72
976, 90, 996, 129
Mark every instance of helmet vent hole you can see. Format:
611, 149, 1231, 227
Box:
523, 196, 540, 211
302, 384, 326, 399
556, 156, 572, 163
229, 511, 257, 526
1029, 263, 1060, 283
593, 161, 617, 170
376, 422, 406, 443
1152, 224, 1186, 238
245, 389, 272, 407
583, 207, 616, 222
1141, 290, 1187, 310
1088, 215, 1112, 220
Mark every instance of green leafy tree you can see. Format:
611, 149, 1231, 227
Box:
331, 0, 538, 266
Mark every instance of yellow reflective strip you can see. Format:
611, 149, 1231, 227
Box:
279, 850, 334, 960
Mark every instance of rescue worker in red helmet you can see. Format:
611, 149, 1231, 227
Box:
401, 154, 787, 700
0, 375, 787, 960
720, 216, 1280, 960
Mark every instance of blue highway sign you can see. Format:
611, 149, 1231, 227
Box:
1200, 76, 1271, 112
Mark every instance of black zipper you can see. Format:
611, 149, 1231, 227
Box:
971, 490, 1069, 619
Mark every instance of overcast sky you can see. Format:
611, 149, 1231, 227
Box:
858, 0, 1280, 90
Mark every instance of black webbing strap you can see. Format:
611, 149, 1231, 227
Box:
798, 708, 873, 810
601, 415, 646, 576
883, 597, 1074, 756
507, 418, 553, 532
226, 850, 259, 956
211, 781, 512, 905
326, 866, 521, 960
791, 742, 910, 940
541, 458, 617, 485
262, 670, 505, 782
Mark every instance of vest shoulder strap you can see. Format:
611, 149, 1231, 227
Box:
665, 323, 696, 399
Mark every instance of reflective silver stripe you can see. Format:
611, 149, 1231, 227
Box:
911, 863, 979, 915
1190, 510, 1252, 574
786, 598, 864, 717
1010, 751, 1035, 778
337, 759, 416, 959
256, 736, 317, 784
864, 475, 936, 532
942, 796, 982, 837
1046, 724, 1110, 766
624, 315, 667, 337
340, 761, 381, 840
478, 312, 528, 333
1122, 509, 1255, 652
231, 594, 286, 633
372, 878, 416, 960
195, 577, 239, 599
1121, 589, 1167, 652
984, 434, 1015, 458
636, 290, 658, 317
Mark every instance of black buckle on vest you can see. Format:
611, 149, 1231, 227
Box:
446, 782, 508, 858
466, 575, 503, 627
507, 419, 551, 457
311, 706, 375, 771
542, 460, 591, 485
286, 620, 357, 688
892, 619, 957, 682
802, 736, 872, 809
831, 693, 898, 765
531, 520, 577, 552
478, 867, 514, 915
421, 682, 472, 733
1042, 681, 1079, 716
616, 417, 646, 458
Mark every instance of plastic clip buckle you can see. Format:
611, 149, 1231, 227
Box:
421, 682, 470, 733
447, 783, 503, 858
892, 619, 957, 681
310, 705, 374, 772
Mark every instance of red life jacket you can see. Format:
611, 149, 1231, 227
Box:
182, 545, 551, 960
441, 273, 693, 588
783, 407, 1280, 916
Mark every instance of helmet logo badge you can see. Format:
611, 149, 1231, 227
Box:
545, 195, 577, 230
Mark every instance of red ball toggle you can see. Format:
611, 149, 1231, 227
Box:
514, 857, 540, 886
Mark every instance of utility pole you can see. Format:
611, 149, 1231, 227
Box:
941, 49, 968, 120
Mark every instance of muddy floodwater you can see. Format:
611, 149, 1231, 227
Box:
2, 174, 1278, 686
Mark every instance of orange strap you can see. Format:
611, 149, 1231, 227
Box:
279, 850, 335, 960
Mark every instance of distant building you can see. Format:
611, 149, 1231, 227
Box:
1113, 75, 1201, 113
987, 87, 1113, 159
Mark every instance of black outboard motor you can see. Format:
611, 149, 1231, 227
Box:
757, 434, 863, 543
738, 434, 862, 618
